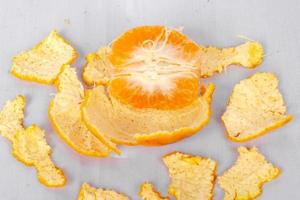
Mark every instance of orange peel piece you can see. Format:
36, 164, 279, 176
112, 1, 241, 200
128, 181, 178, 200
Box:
222, 72, 292, 142
11, 30, 77, 84
48, 65, 117, 157
77, 183, 130, 200
83, 47, 112, 86
218, 147, 280, 200
12, 125, 67, 187
139, 182, 169, 200
197, 41, 263, 77
163, 152, 217, 200
81, 83, 214, 146
0, 95, 25, 142
0, 96, 66, 187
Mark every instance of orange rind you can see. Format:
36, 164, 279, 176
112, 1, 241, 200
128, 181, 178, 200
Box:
163, 152, 217, 200
218, 147, 280, 200
11, 30, 77, 84
0, 95, 25, 142
139, 182, 169, 200
77, 183, 130, 200
0, 96, 66, 187
81, 83, 214, 146
83, 47, 112, 86
12, 125, 67, 187
222, 72, 292, 142
48, 65, 118, 157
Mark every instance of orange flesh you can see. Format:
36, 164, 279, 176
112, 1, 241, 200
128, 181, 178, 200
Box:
108, 26, 201, 109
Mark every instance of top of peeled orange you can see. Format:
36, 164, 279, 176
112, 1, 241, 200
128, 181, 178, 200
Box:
108, 26, 201, 109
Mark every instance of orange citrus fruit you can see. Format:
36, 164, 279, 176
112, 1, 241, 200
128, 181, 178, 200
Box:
108, 26, 201, 109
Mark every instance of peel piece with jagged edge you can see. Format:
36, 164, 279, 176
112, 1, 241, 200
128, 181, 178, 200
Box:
12, 125, 66, 187
222, 72, 292, 142
83, 47, 112, 86
48, 65, 119, 157
81, 26, 263, 86
0, 96, 66, 187
139, 182, 169, 200
81, 83, 214, 146
163, 152, 217, 200
0, 95, 25, 142
11, 31, 77, 84
218, 147, 280, 200
77, 183, 130, 200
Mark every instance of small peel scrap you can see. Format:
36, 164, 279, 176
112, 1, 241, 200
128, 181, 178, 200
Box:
48, 65, 117, 157
0, 96, 66, 187
81, 83, 214, 146
0, 95, 25, 142
83, 47, 112, 86
12, 125, 66, 187
77, 183, 130, 200
218, 147, 280, 200
222, 72, 292, 142
197, 41, 263, 77
11, 30, 77, 84
163, 152, 217, 200
139, 182, 169, 200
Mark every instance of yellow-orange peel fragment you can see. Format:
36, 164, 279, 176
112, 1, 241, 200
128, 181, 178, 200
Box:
139, 182, 169, 200
11, 31, 77, 84
0, 95, 25, 142
222, 72, 292, 142
77, 183, 130, 200
12, 125, 66, 187
163, 152, 217, 200
218, 147, 280, 200
81, 83, 214, 146
83, 47, 112, 86
48, 65, 117, 157
0, 96, 66, 187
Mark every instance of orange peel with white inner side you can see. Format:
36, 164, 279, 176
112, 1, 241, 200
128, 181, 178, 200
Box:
139, 182, 169, 200
0, 96, 66, 187
48, 65, 119, 156
81, 83, 214, 146
218, 147, 280, 200
163, 152, 217, 200
77, 183, 130, 200
222, 72, 292, 142
11, 30, 77, 84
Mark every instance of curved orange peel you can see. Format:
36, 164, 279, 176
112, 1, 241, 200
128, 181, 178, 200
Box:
0, 96, 66, 187
81, 83, 214, 146
139, 182, 169, 200
163, 151, 217, 200
11, 30, 77, 84
77, 183, 130, 200
48, 65, 118, 157
222, 72, 292, 142
0, 95, 25, 142
12, 125, 67, 187
218, 147, 280, 200
83, 47, 112, 86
